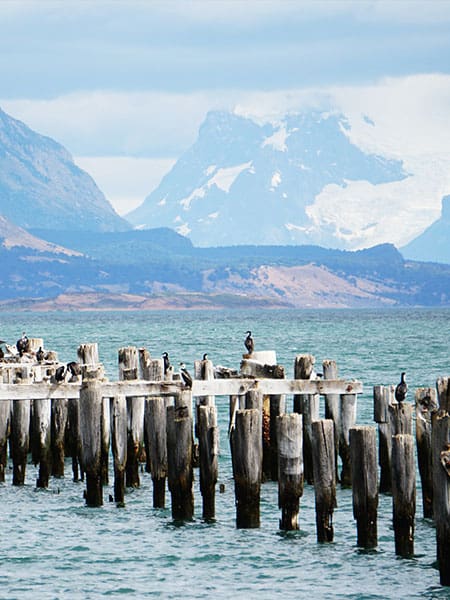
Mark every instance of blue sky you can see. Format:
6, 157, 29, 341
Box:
1, 0, 450, 215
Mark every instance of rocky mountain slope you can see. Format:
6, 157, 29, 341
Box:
402, 195, 450, 264
0, 107, 129, 232
127, 110, 407, 247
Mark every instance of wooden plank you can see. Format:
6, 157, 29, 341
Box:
0, 378, 363, 401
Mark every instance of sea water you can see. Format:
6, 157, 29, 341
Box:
0, 308, 449, 599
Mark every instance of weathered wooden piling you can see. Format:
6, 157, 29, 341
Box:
374, 384, 393, 493
311, 419, 336, 542
79, 378, 103, 507
391, 433, 416, 558
31, 397, 52, 488
51, 397, 68, 478
167, 403, 194, 521
349, 426, 378, 548
340, 393, 357, 487
10, 398, 30, 485
389, 401, 413, 435
232, 408, 262, 528
432, 406, 450, 586
276, 413, 303, 531
110, 394, 127, 505
436, 377, 450, 412
0, 396, 10, 482
293, 354, 319, 485
67, 396, 82, 482
198, 404, 219, 520
415, 387, 437, 518
118, 346, 144, 488
323, 360, 340, 482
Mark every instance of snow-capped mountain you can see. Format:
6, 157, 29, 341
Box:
402, 195, 450, 264
0, 107, 129, 232
127, 110, 407, 247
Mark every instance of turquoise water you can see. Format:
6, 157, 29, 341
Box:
0, 308, 449, 599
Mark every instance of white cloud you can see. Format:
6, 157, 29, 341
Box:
74, 156, 176, 215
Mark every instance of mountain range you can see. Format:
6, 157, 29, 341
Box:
127, 110, 408, 247
1, 105, 450, 309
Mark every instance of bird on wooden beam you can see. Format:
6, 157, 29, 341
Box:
244, 330, 254, 355
36, 347, 45, 363
395, 372, 407, 403
179, 362, 193, 388
162, 352, 170, 375
67, 361, 82, 378
16, 332, 30, 357
54, 365, 66, 382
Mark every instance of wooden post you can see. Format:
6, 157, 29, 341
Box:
31, 398, 52, 488
276, 413, 303, 531
232, 409, 262, 528
323, 360, 340, 482
51, 398, 68, 478
415, 387, 437, 518
194, 357, 215, 407
374, 385, 393, 493
436, 377, 450, 412
67, 397, 82, 482
110, 394, 127, 505
389, 402, 413, 435
350, 426, 378, 548
294, 354, 319, 485
311, 419, 336, 542
167, 404, 194, 521
198, 404, 219, 521
340, 393, 357, 487
0, 398, 10, 482
79, 378, 103, 507
432, 408, 450, 586
77, 343, 99, 366
11, 398, 30, 486
391, 433, 415, 558
118, 346, 144, 488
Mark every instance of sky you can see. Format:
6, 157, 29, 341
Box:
1, 0, 450, 219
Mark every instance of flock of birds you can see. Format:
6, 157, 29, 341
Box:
0, 330, 409, 401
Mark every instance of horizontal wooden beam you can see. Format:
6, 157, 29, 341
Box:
0, 378, 362, 401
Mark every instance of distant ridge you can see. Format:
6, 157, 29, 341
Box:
0, 107, 130, 232
402, 195, 450, 264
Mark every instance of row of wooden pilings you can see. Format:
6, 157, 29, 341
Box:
0, 346, 449, 586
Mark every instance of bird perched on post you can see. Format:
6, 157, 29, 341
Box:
395, 372, 407, 403
162, 352, 170, 375
36, 347, 45, 363
244, 330, 254, 355
16, 332, 29, 357
54, 365, 66, 382
67, 361, 81, 378
179, 362, 193, 388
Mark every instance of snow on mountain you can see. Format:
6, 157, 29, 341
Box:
127, 110, 409, 247
402, 195, 450, 264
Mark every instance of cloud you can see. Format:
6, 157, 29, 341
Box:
74, 156, 176, 215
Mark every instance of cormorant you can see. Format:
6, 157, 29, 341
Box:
36, 347, 45, 363
54, 365, 66, 382
202, 353, 208, 361
67, 361, 81, 377
395, 372, 407, 403
244, 330, 254, 354
162, 352, 170, 375
201, 353, 209, 379
179, 362, 193, 388
16, 332, 29, 357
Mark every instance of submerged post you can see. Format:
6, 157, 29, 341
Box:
415, 387, 437, 518
79, 378, 103, 507
167, 403, 194, 521
110, 394, 127, 505
31, 397, 52, 488
432, 407, 450, 586
232, 408, 262, 528
277, 413, 304, 531
0, 396, 10, 482
323, 360, 340, 482
311, 419, 336, 542
11, 398, 31, 486
350, 426, 378, 548
374, 385, 393, 493
391, 433, 416, 558
198, 404, 219, 520
293, 354, 319, 485
340, 393, 357, 486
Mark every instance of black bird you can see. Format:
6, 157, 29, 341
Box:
54, 365, 66, 382
395, 372, 408, 403
16, 332, 29, 357
67, 361, 81, 378
244, 330, 254, 354
201, 353, 209, 378
179, 362, 193, 388
36, 347, 45, 363
202, 353, 208, 361
162, 352, 170, 375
